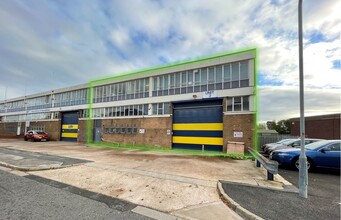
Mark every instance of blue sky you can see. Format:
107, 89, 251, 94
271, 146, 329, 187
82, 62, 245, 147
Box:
0, 0, 340, 122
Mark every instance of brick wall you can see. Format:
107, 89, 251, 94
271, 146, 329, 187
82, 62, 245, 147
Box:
78, 119, 89, 143
85, 117, 172, 148
223, 113, 255, 154
291, 117, 340, 139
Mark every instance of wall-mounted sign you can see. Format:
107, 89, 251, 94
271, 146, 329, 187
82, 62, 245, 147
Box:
139, 128, 145, 134
27, 109, 50, 114
203, 90, 217, 99
233, 131, 243, 138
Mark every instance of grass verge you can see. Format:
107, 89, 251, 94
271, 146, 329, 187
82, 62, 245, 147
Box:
87, 141, 253, 160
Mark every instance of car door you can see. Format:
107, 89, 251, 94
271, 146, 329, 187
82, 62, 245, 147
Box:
315, 143, 340, 169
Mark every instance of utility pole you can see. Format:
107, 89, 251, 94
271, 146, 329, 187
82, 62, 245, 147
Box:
298, 0, 308, 198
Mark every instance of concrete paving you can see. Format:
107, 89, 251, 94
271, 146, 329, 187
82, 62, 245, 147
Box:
0, 139, 293, 220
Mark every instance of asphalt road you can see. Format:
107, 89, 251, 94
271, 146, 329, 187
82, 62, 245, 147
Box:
0, 147, 91, 166
0, 169, 152, 220
279, 168, 340, 217
222, 168, 340, 220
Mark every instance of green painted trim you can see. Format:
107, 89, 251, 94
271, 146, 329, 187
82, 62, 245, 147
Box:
253, 48, 259, 151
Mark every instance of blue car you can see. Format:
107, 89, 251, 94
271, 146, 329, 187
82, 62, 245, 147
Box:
270, 140, 340, 170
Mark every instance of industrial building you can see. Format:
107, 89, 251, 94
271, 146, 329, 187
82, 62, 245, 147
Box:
289, 113, 340, 140
0, 49, 257, 153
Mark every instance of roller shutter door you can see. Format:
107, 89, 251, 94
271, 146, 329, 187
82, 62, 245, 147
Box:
61, 111, 79, 142
172, 99, 223, 151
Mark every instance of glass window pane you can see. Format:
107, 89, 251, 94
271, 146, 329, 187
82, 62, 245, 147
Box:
240, 61, 248, 80
232, 62, 239, 81
224, 64, 231, 82
194, 70, 200, 85
175, 73, 180, 88
243, 96, 249, 111
188, 70, 193, 86
143, 104, 148, 115
152, 104, 157, 115
201, 68, 207, 85
170, 74, 175, 88
145, 78, 149, 92
158, 103, 163, 115
216, 65, 222, 83
164, 103, 170, 114
181, 72, 187, 87
159, 76, 164, 90
234, 97, 242, 111
163, 75, 169, 90
208, 67, 215, 83
227, 97, 233, 111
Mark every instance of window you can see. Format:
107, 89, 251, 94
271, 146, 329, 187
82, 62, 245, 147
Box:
216, 65, 222, 83
227, 96, 250, 112
208, 67, 215, 84
151, 102, 170, 115
175, 73, 181, 88
188, 70, 193, 86
201, 68, 207, 85
240, 61, 248, 80
326, 143, 340, 151
243, 96, 249, 111
234, 97, 242, 111
181, 72, 187, 87
194, 70, 200, 85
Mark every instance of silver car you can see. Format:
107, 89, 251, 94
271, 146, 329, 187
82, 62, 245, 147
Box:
266, 138, 323, 155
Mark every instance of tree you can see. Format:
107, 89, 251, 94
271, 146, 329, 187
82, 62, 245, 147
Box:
266, 120, 291, 134
266, 121, 277, 130
257, 123, 267, 130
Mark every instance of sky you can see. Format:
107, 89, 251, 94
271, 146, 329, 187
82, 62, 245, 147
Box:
0, 0, 340, 123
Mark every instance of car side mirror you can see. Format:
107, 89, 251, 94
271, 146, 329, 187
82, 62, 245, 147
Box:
321, 148, 330, 153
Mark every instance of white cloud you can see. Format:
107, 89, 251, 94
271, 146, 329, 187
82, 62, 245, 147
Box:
0, 0, 339, 122
258, 85, 341, 122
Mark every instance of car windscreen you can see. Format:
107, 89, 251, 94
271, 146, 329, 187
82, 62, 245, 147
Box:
282, 139, 298, 145
36, 132, 46, 134
305, 140, 330, 150
277, 139, 289, 144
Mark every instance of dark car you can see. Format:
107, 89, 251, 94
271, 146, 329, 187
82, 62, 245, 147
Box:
24, 130, 50, 142
270, 140, 341, 170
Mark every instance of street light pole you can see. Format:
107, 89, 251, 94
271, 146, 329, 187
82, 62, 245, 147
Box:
298, 0, 308, 198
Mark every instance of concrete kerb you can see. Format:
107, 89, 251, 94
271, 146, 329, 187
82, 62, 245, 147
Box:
217, 181, 264, 220
0, 161, 76, 172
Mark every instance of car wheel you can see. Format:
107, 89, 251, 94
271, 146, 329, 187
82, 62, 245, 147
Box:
24, 137, 27, 141
294, 157, 313, 171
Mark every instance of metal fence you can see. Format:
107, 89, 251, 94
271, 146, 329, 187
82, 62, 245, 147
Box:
257, 134, 298, 151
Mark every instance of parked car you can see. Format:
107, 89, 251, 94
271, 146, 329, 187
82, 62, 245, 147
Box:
270, 140, 341, 170
265, 138, 323, 155
261, 139, 293, 153
24, 130, 50, 142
